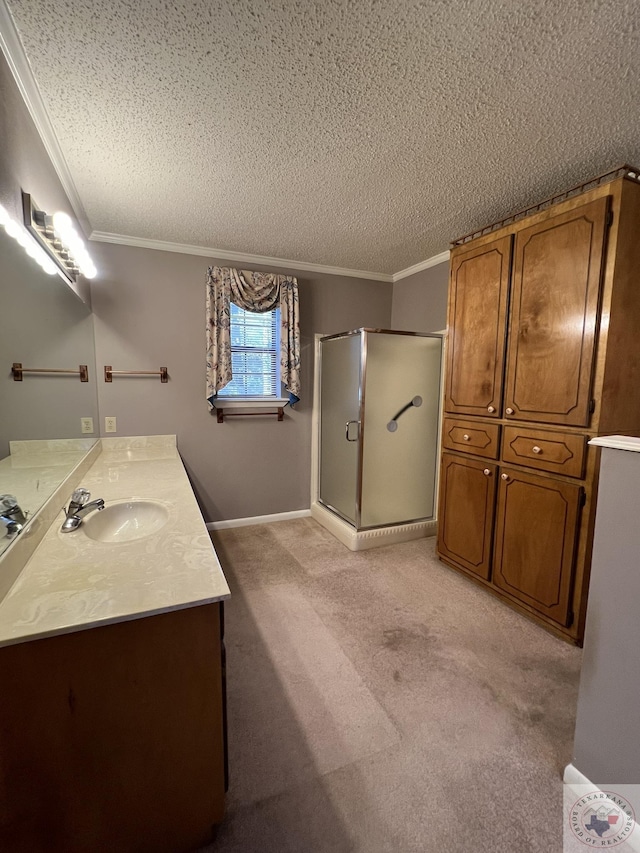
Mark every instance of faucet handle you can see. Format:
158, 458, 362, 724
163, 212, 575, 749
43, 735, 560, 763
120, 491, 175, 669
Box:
71, 487, 91, 506
0, 494, 19, 511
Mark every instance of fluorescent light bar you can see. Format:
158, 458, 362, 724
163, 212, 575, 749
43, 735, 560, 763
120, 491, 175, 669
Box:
22, 191, 97, 281
0, 202, 57, 275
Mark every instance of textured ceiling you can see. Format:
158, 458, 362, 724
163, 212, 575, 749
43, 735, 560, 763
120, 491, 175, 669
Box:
5, 0, 640, 275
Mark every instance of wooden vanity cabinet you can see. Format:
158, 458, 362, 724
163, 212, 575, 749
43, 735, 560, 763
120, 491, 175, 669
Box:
0, 604, 226, 853
437, 170, 640, 643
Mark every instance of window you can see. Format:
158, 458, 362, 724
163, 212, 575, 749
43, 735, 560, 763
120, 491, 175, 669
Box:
218, 303, 281, 398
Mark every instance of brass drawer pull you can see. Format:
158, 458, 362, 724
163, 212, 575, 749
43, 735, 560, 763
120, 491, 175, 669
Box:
532, 445, 542, 454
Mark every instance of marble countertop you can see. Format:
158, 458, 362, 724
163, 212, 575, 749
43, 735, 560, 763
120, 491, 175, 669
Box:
0, 436, 230, 647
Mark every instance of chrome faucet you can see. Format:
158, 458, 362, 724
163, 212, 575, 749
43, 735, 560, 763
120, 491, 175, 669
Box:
61, 487, 105, 532
0, 494, 28, 538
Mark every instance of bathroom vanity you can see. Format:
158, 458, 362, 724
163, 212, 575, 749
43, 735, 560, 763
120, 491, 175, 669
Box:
0, 436, 230, 853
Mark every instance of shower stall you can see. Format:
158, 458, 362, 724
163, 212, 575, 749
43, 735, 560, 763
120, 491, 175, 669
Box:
311, 329, 443, 550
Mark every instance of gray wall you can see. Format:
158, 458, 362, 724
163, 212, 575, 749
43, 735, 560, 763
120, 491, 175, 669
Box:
1, 45, 393, 522
91, 242, 393, 521
571, 445, 640, 784
3, 45, 456, 524
391, 262, 449, 333
0, 52, 98, 458
0, 52, 90, 305
0, 231, 98, 457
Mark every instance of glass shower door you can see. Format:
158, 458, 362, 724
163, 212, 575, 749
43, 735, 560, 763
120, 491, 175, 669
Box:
319, 334, 361, 525
360, 332, 442, 528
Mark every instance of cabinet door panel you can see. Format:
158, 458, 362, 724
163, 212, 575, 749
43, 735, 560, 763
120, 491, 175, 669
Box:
493, 469, 581, 626
437, 452, 497, 579
504, 197, 609, 426
446, 236, 512, 417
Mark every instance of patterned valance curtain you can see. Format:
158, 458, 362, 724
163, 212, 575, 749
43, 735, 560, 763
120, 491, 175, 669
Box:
206, 266, 300, 406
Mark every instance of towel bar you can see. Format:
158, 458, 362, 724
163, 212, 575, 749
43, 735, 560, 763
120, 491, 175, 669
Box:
12, 363, 88, 382
104, 366, 168, 383
216, 407, 284, 423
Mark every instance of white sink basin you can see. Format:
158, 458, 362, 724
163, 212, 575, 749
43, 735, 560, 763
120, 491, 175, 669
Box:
82, 500, 170, 543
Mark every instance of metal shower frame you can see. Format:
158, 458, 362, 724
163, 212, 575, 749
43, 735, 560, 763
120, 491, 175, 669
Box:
318, 327, 443, 532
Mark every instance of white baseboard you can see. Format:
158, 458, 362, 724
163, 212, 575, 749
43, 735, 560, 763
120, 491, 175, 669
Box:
564, 763, 640, 851
310, 501, 436, 551
206, 509, 311, 531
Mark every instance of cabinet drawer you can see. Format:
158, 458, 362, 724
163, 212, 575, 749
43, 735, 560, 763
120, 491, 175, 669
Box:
501, 426, 587, 478
442, 417, 500, 459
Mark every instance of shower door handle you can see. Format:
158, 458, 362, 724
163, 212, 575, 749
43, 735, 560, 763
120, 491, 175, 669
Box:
387, 395, 423, 432
345, 420, 360, 442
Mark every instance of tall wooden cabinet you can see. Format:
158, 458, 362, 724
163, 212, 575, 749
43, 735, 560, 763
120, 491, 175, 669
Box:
437, 168, 640, 643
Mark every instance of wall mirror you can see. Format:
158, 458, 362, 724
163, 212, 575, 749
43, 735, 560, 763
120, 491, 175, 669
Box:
0, 228, 99, 558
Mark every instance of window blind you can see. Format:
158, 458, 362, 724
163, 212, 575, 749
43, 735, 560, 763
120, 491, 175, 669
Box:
221, 303, 280, 397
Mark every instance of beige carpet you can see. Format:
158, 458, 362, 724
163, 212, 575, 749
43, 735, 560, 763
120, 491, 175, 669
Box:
202, 518, 581, 853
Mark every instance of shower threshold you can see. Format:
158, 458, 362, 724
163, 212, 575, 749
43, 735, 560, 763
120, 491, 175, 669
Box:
311, 501, 436, 552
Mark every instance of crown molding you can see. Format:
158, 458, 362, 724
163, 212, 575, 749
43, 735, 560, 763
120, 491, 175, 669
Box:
90, 231, 396, 282
392, 251, 450, 282
91, 231, 452, 282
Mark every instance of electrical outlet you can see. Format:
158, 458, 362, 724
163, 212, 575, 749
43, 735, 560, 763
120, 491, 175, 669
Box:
80, 417, 94, 434
105, 416, 117, 433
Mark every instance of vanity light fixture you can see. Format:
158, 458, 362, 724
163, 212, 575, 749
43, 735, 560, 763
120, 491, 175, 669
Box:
22, 191, 97, 282
0, 201, 58, 276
